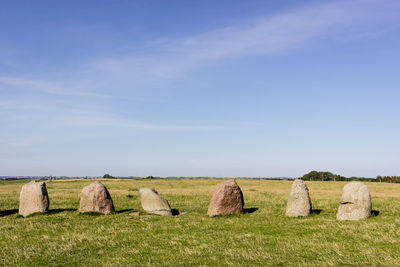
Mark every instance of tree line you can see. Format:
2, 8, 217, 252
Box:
376, 176, 400, 183
300, 171, 400, 183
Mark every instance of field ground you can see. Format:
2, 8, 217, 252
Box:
1, 179, 400, 266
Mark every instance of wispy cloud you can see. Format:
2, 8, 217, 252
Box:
9, 136, 49, 147
0, 76, 108, 97
92, 0, 400, 79
4, 0, 399, 92
0, 97, 227, 148
59, 114, 226, 131
1, 0, 399, 144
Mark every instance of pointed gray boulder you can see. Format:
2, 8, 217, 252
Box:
286, 179, 312, 217
139, 188, 172, 216
79, 181, 115, 214
337, 181, 371, 220
19, 181, 49, 217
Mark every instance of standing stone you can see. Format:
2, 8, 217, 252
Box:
19, 181, 49, 217
337, 181, 371, 221
208, 179, 244, 217
79, 181, 115, 214
139, 188, 172, 216
285, 179, 312, 217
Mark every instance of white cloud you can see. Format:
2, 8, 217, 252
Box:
1, 0, 399, 143
0, 97, 226, 148
9, 136, 49, 147
92, 0, 400, 79
0, 76, 108, 97
4, 0, 399, 93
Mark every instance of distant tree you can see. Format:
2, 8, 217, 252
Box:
300, 171, 346, 181
146, 176, 154, 179
103, 174, 115, 179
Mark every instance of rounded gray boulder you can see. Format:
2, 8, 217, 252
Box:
285, 179, 312, 217
337, 181, 371, 221
19, 181, 49, 217
139, 188, 172, 216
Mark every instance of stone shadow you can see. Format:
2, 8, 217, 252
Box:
371, 210, 380, 217
128, 209, 185, 216
311, 209, 323, 215
116, 209, 134, 214
0, 209, 18, 217
244, 208, 258, 214
78, 211, 103, 216
48, 208, 77, 214
171, 209, 179, 216
172, 209, 189, 216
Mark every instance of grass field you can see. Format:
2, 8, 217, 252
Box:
1, 179, 400, 266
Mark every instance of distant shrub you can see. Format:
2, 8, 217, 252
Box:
300, 171, 346, 181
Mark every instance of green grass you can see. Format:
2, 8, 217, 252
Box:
1, 179, 400, 266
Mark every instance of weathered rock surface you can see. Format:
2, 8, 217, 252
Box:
19, 181, 49, 217
337, 181, 371, 221
285, 179, 312, 217
208, 179, 244, 216
139, 188, 172, 216
79, 181, 115, 214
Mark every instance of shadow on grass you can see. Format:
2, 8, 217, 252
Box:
48, 209, 77, 214
116, 209, 134, 214
129, 209, 184, 216
210, 208, 258, 218
311, 209, 323, 215
24, 212, 48, 218
0, 209, 18, 217
371, 210, 380, 217
20, 209, 77, 218
244, 208, 258, 214
171, 209, 181, 216
78, 211, 103, 216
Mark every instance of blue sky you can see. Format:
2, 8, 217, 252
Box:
1, 0, 400, 177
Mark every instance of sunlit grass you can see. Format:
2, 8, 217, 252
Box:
1, 179, 400, 266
